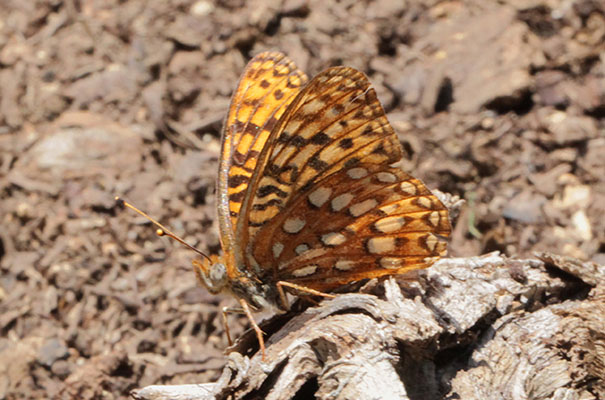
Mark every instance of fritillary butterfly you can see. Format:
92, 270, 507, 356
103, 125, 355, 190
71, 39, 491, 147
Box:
192, 52, 451, 358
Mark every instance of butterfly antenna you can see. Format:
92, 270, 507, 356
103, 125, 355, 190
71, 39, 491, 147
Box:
115, 196, 212, 263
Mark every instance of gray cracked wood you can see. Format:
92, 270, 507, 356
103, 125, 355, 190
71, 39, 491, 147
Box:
131, 253, 604, 400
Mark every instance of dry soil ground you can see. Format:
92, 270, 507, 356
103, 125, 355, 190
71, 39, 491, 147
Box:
0, 0, 603, 399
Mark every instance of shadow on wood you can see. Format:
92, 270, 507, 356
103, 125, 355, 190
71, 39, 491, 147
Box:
131, 252, 604, 400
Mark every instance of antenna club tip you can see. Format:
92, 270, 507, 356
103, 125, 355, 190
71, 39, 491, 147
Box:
115, 198, 211, 261
114, 196, 125, 207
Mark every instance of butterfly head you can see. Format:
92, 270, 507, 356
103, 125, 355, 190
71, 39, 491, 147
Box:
193, 254, 279, 311
193, 254, 230, 294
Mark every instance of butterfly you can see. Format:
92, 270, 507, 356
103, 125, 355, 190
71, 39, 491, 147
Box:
188, 52, 451, 359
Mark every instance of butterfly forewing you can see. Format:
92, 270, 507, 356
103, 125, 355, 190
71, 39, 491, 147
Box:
219, 52, 308, 254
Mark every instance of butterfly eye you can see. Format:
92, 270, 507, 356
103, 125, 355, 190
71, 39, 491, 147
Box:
209, 263, 228, 287
192, 260, 228, 293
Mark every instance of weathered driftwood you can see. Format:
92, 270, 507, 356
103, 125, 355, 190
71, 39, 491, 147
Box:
131, 252, 604, 400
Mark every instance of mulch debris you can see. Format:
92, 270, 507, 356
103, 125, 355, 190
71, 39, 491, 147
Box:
0, 1, 603, 398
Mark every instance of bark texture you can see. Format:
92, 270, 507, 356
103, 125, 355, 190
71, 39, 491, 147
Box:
131, 253, 604, 400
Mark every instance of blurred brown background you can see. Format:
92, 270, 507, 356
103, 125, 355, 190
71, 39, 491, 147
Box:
0, 0, 603, 398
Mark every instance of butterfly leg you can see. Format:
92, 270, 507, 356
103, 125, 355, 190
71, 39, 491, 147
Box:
221, 306, 243, 347
276, 281, 336, 310
222, 300, 267, 360
239, 299, 267, 361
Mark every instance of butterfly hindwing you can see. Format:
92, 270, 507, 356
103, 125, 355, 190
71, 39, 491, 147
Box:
241, 67, 403, 242
251, 164, 450, 291
236, 66, 450, 285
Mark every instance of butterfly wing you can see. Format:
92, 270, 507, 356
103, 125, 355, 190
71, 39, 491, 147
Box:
253, 164, 450, 291
218, 52, 308, 256
236, 66, 450, 288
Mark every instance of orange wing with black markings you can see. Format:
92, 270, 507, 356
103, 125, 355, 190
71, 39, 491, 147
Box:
218, 52, 307, 255
235, 66, 450, 289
